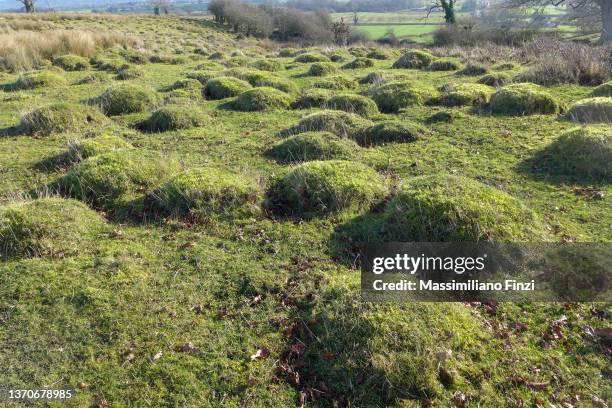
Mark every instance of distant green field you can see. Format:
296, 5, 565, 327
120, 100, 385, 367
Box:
353, 24, 439, 42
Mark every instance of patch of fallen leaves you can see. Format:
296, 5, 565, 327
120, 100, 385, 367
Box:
571, 187, 604, 200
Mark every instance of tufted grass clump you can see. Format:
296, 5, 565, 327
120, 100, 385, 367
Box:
232, 87, 293, 111
366, 50, 391, 60
382, 174, 549, 241
392, 50, 435, 69
456, 63, 489, 76
268, 160, 387, 216
0, 197, 107, 259
93, 84, 158, 116
141, 106, 206, 131
490, 83, 560, 115
291, 89, 332, 109
368, 81, 437, 113
68, 134, 133, 160
115, 65, 145, 80
566, 97, 612, 123
93, 57, 127, 72
325, 94, 379, 117
307, 62, 338, 77
342, 57, 374, 70
426, 58, 462, 71
157, 167, 260, 216
355, 120, 426, 147
478, 73, 512, 87
289, 110, 373, 138
311, 76, 357, 90
20, 103, 106, 135
591, 81, 612, 97
204, 76, 252, 100
222, 69, 298, 93
52, 54, 90, 71
267, 132, 358, 163
75, 72, 109, 85
437, 83, 494, 107
294, 53, 330, 63
163, 78, 202, 92
249, 59, 284, 72
186, 70, 218, 85
10, 70, 67, 90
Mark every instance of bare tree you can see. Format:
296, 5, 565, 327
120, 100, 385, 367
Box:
427, 0, 457, 24
353, 11, 359, 24
151, 0, 166, 16
17, 0, 35, 13
332, 17, 351, 45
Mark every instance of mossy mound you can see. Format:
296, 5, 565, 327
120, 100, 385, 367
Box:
20, 103, 106, 135
186, 70, 218, 85
11, 71, 66, 90
279, 47, 298, 57
382, 174, 549, 241
437, 83, 494, 107
0, 198, 107, 259
591, 81, 612, 97
249, 59, 283, 72
203, 76, 252, 100
225, 56, 251, 68
307, 62, 339, 77
342, 58, 374, 70
355, 121, 426, 147
141, 106, 206, 131
290, 110, 373, 138
426, 58, 462, 71
311, 76, 357, 90
325, 94, 379, 117
456, 63, 489, 76
294, 53, 330, 63
392, 50, 435, 69
157, 167, 259, 216
75, 72, 109, 85
115, 65, 145, 80
247, 74, 297, 94
61, 149, 181, 207
490, 83, 560, 115
368, 81, 437, 113
358, 71, 400, 85
543, 125, 611, 181
163, 78, 202, 92
93, 57, 127, 72
208, 51, 225, 60
366, 50, 390, 60
291, 89, 332, 109
93, 84, 158, 116
567, 97, 612, 123
329, 53, 348, 62
69, 134, 133, 160
233, 87, 292, 111
478, 73, 512, 87
267, 132, 358, 163
270, 160, 387, 216
52, 54, 90, 71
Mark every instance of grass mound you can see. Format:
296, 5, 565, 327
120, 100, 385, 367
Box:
294, 53, 330, 63
342, 58, 374, 69
366, 50, 390, 60
52, 54, 90, 71
141, 106, 205, 131
69, 134, 133, 160
163, 78, 202, 92
383, 174, 549, 241
20, 103, 106, 135
392, 50, 435, 69
291, 89, 332, 109
355, 121, 426, 147
233, 87, 292, 111
269, 160, 387, 216
478, 73, 512, 87
437, 83, 494, 107
61, 149, 181, 207
591, 81, 612, 97
221, 69, 298, 93
186, 70, 218, 85
368, 81, 437, 113
426, 58, 462, 71
567, 97, 612, 123
311, 76, 356, 90
157, 167, 259, 216
115, 65, 145, 80
267, 132, 358, 163
456, 63, 489, 76
306, 62, 338, 77
290, 110, 373, 138
11, 71, 66, 90
0, 198, 106, 259
249, 59, 283, 72
204, 76, 252, 100
490, 83, 560, 115
93, 84, 158, 116
75, 72, 109, 85
326, 94, 378, 117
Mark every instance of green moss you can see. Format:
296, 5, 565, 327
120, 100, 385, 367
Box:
115, 65, 145, 80
478, 73, 512, 87
290, 110, 373, 138
311, 76, 357, 90
426, 58, 462, 71
0, 197, 107, 259
307, 62, 338, 77
456, 63, 489, 76
69, 134, 133, 160
383, 174, 549, 241
249, 59, 284, 72
490, 83, 560, 115
392, 50, 435, 69
326, 94, 379, 117
270, 160, 387, 216
567, 97, 612, 124
355, 120, 426, 147
438, 83, 494, 107
142, 106, 206, 131
368, 81, 437, 113
20, 103, 106, 135
268, 132, 358, 163
294, 53, 330, 63
342, 58, 374, 70
233, 87, 293, 111
591, 81, 612, 97
93, 84, 158, 116
291, 89, 332, 109
52, 54, 90, 71
11, 71, 66, 90
203, 76, 252, 100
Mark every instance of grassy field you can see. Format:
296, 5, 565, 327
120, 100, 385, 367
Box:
0, 12, 611, 408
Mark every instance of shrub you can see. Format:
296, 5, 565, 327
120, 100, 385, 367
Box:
249, 59, 283, 72
392, 50, 435, 69
490, 83, 560, 115
325, 94, 379, 117
355, 121, 426, 147
291, 89, 332, 109
566, 97, 612, 124
368, 81, 437, 113
289, 110, 373, 138
141, 106, 206, 131
204, 76, 252, 100
478, 73, 512, 87
311, 76, 356, 90
157, 167, 259, 216
307, 62, 338, 77
294, 53, 330, 63
267, 132, 358, 163
69, 134, 133, 160
382, 174, 549, 241
342, 58, 374, 70
93, 84, 158, 116
0, 198, 107, 259
591, 81, 612, 97
366, 50, 390, 60
52, 54, 90, 71
10, 71, 66, 90
186, 70, 218, 85
456, 63, 488, 76
426, 58, 462, 71
270, 160, 387, 216
20, 103, 106, 135
233, 87, 293, 111
115, 65, 144, 80
437, 83, 494, 107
